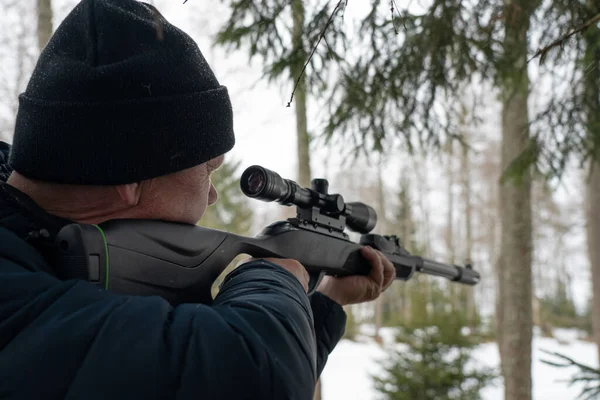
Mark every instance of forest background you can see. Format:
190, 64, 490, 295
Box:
1, 0, 598, 399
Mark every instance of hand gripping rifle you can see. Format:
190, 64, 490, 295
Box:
54, 166, 480, 306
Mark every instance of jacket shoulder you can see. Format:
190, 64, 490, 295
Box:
0, 141, 12, 183
0, 226, 50, 272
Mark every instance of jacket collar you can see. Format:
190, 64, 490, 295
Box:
0, 183, 74, 267
0, 141, 73, 266
0, 183, 72, 239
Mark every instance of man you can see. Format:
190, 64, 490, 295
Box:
0, 0, 396, 399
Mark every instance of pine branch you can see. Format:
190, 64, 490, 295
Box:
529, 12, 600, 65
540, 349, 600, 375
540, 349, 600, 400
286, 0, 347, 107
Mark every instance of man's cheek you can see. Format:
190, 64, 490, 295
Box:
208, 184, 218, 205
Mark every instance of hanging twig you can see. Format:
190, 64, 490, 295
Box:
286, 0, 347, 107
390, 0, 404, 33
340, 0, 349, 19
529, 12, 600, 65
390, 0, 398, 34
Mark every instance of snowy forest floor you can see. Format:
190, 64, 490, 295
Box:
320, 325, 598, 400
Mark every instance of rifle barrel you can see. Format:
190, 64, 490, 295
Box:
419, 258, 480, 285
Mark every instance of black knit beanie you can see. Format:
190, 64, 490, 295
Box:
9, 0, 235, 185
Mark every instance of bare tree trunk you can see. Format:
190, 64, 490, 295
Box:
530, 184, 544, 333
291, 2, 319, 398
374, 297, 383, 343
587, 154, 600, 366
412, 155, 432, 252
445, 141, 458, 311
411, 155, 433, 313
403, 288, 412, 323
395, 172, 415, 324
374, 157, 387, 341
495, 249, 506, 380
497, 2, 535, 398
583, 14, 600, 365
460, 130, 476, 326
532, 295, 542, 333
291, 0, 311, 188
37, 0, 53, 52
446, 142, 455, 264
7, 7, 32, 139
530, 181, 563, 337
479, 145, 502, 324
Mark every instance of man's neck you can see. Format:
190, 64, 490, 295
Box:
6, 172, 136, 225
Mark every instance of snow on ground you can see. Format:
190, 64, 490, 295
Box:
320, 326, 598, 400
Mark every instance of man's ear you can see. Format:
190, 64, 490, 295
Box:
115, 183, 142, 206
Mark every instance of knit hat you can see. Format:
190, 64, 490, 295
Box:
9, 0, 235, 185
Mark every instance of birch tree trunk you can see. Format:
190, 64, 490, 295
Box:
497, 2, 536, 398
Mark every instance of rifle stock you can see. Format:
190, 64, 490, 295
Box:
55, 218, 479, 306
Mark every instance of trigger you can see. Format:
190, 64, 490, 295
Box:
307, 270, 327, 296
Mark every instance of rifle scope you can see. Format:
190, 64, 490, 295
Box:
240, 165, 377, 234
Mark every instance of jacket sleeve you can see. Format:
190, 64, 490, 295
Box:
310, 292, 347, 377
0, 259, 327, 400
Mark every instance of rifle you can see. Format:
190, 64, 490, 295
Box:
54, 165, 480, 306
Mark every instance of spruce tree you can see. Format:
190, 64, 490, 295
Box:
373, 280, 497, 400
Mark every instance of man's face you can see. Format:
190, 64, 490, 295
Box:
145, 155, 224, 225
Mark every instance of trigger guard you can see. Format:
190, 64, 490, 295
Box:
307, 270, 327, 296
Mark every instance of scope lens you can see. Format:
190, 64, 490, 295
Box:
246, 171, 266, 195
240, 165, 313, 207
